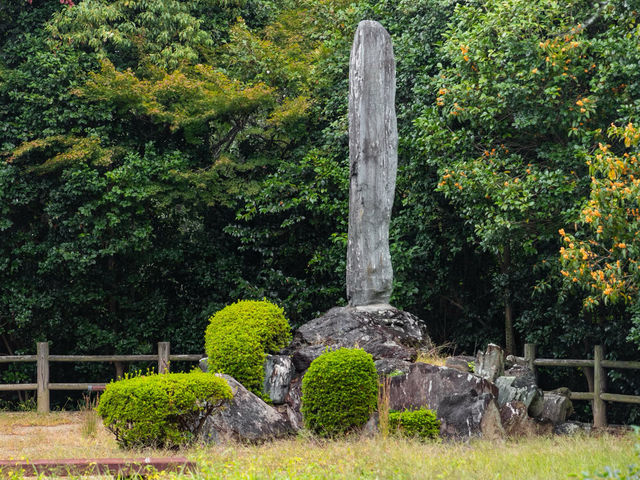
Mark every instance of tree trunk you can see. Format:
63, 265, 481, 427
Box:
502, 243, 516, 355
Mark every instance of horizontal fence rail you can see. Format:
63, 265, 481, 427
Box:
524, 343, 640, 427
0, 342, 204, 413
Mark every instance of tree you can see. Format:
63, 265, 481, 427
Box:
0, 0, 311, 376
416, 0, 640, 354
560, 123, 640, 346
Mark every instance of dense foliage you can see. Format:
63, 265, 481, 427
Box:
388, 408, 441, 440
204, 299, 290, 397
96, 371, 232, 448
301, 348, 378, 437
1, 0, 639, 421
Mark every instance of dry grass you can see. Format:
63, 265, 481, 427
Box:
0, 412, 182, 461
414, 343, 457, 367
0, 413, 637, 479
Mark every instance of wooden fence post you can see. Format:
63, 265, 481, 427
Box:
593, 345, 607, 427
158, 342, 170, 374
524, 343, 537, 382
37, 342, 49, 414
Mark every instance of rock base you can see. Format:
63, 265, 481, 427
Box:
201, 375, 294, 444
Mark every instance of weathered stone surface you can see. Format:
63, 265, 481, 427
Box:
291, 345, 326, 372
198, 355, 296, 406
288, 306, 431, 363
504, 364, 535, 378
274, 403, 303, 432
438, 391, 504, 440
499, 401, 553, 437
539, 392, 573, 424
362, 413, 379, 437
263, 355, 294, 404
347, 20, 398, 307
386, 362, 503, 439
283, 374, 303, 429
445, 355, 475, 373
199, 357, 208, 373
495, 369, 544, 418
374, 358, 412, 376
201, 375, 294, 443
554, 421, 593, 436
505, 355, 526, 369
475, 343, 505, 382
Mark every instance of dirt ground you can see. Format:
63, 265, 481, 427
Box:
0, 412, 173, 460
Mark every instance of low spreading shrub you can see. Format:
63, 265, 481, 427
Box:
205, 299, 291, 397
96, 371, 232, 448
301, 347, 378, 437
389, 407, 441, 440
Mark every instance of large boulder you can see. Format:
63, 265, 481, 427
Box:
499, 401, 553, 437
386, 363, 503, 439
201, 375, 294, 443
287, 306, 432, 366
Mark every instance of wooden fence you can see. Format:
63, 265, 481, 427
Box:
524, 343, 640, 427
0, 342, 203, 413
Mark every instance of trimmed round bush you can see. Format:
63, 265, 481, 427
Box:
301, 348, 378, 437
205, 299, 290, 397
389, 407, 441, 440
96, 371, 232, 448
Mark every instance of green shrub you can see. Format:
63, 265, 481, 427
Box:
301, 348, 378, 437
96, 371, 232, 448
204, 299, 291, 397
389, 407, 441, 441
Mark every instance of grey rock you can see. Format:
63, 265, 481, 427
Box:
362, 413, 379, 437
291, 345, 327, 372
347, 20, 398, 306
495, 374, 544, 418
275, 403, 303, 432
374, 358, 412, 376
288, 306, 431, 363
554, 421, 593, 436
499, 401, 553, 437
445, 355, 475, 373
475, 343, 505, 382
199, 357, 208, 373
283, 374, 303, 429
539, 392, 573, 424
201, 375, 294, 444
199, 355, 295, 406
505, 355, 526, 369
387, 362, 503, 439
263, 355, 294, 404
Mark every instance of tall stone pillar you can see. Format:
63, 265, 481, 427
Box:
346, 20, 398, 307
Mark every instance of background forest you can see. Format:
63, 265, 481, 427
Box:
1, 0, 639, 422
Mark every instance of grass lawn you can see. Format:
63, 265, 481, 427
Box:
0, 412, 637, 479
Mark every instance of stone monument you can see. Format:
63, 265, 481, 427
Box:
347, 20, 398, 308
198, 22, 510, 442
